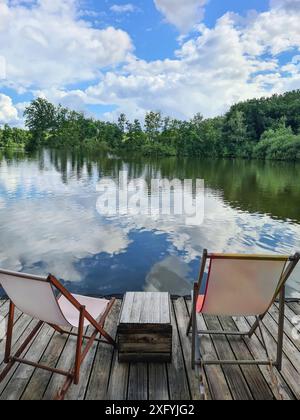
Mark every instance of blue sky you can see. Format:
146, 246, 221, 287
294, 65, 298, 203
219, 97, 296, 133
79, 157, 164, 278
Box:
0, 0, 300, 125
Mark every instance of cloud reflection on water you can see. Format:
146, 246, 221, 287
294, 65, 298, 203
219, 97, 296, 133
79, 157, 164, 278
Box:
0, 150, 299, 298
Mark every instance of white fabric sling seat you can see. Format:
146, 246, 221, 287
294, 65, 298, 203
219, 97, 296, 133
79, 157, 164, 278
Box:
187, 250, 300, 373
0, 269, 116, 400
58, 293, 110, 327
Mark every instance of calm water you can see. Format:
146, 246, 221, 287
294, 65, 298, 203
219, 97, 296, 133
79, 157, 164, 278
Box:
0, 149, 300, 298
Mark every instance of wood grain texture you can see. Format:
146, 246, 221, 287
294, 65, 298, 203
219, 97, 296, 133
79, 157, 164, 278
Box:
118, 292, 172, 362
120, 292, 171, 325
0, 298, 299, 400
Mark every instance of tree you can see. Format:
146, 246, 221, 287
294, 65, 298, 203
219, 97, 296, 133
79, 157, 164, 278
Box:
223, 110, 248, 156
24, 98, 56, 133
24, 98, 56, 150
15, 90, 300, 161
117, 113, 128, 134
191, 113, 204, 129
145, 111, 162, 142
0, 124, 30, 148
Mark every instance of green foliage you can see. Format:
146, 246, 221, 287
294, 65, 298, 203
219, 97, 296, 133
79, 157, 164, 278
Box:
253, 125, 300, 161
24, 98, 56, 150
0, 124, 31, 149
226, 90, 300, 140
2, 89, 299, 160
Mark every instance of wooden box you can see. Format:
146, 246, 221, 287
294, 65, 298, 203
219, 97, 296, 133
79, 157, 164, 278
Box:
117, 292, 172, 363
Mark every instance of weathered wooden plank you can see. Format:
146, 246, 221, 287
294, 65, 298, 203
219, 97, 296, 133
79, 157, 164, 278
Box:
0, 315, 38, 389
160, 293, 171, 325
119, 353, 171, 363
270, 304, 300, 352
288, 302, 300, 316
119, 293, 135, 324
174, 298, 211, 400
1, 298, 300, 401
286, 303, 300, 342
106, 300, 130, 400
148, 363, 169, 400
139, 292, 154, 324
42, 328, 78, 400
261, 313, 300, 371
106, 352, 129, 400
118, 330, 172, 354
119, 343, 171, 353
0, 300, 9, 317
185, 300, 232, 400
166, 302, 190, 400
85, 300, 121, 400
118, 333, 172, 343
118, 325, 171, 332
21, 327, 72, 400
118, 293, 172, 362
0, 299, 7, 308
0, 324, 54, 400
143, 292, 160, 325
218, 316, 274, 400
203, 315, 253, 400
65, 326, 98, 401
0, 305, 23, 346
127, 363, 148, 400
120, 292, 171, 325
129, 292, 145, 324
245, 316, 300, 399
233, 316, 294, 400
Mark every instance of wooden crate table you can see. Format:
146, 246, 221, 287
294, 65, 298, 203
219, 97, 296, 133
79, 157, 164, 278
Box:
117, 292, 172, 363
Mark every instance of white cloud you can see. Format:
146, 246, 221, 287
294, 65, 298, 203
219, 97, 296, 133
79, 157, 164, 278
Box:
270, 0, 300, 11
0, 93, 19, 124
0, 56, 6, 80
0, 0, 133, 90
84, 15, 270, 119
154, 0, 208, 32
84, 3, 300, 120
0, 153, 131, 280
110, 3, 137, 14
2, 0, 300, 124
241, 7, 300, 56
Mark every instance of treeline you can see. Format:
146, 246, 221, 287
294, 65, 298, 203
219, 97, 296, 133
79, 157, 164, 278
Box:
2, 90, 300, 161
0, 124, 31, 149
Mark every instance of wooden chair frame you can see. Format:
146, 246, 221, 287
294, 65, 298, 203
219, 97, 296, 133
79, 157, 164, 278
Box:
187, 250, 300, 371
0, 273, 117, 400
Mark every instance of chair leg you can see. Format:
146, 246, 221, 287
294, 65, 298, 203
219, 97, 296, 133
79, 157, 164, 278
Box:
4, 301, 15, 364
248, 316, 262, 338
0, 320, 43, 383
74, 306, 85, 385
276, 286, 285, 371
191, 283, 199, 370
191, 313, 196, 370
186, 314, 192, 336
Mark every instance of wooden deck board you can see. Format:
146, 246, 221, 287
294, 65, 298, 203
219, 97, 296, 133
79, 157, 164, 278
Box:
167, 302, 190, 400
85, 300, 121, 400
203, 314, 254, 400
218, 316, 274, 400
0, 324, 54, 400
0, 298, 299, 400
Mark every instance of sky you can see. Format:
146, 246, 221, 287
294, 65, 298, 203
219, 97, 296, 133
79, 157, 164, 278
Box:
1, 0, 300, 126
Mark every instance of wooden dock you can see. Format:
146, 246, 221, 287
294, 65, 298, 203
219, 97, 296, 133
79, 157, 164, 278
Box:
0, 297, 300, 400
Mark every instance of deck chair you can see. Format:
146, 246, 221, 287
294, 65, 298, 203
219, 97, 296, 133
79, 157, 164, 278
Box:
187, 250, 300, 371
0, 270, 117, 400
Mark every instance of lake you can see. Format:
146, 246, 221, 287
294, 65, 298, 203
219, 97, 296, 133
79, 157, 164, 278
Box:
0, 148, 300, 298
